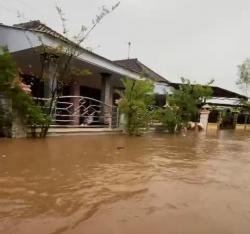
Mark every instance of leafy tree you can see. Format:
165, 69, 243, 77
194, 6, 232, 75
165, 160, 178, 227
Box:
118, 78, 154, 136
237, 59, 250, 96
155, 78, 213, 133
168, 78, 213, 122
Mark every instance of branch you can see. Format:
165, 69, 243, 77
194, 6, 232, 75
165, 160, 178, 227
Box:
55, 5, 68, 36
80, 1, 120, 43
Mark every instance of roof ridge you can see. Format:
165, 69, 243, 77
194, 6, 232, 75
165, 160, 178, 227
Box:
114, 58, 138, 62
114, 58, 170, 83
135, 59, 170, 83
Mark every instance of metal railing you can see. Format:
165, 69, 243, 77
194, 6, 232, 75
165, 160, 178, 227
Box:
33, 96, 119, 128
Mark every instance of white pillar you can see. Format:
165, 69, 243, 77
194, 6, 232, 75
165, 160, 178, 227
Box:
200, 110, 210, 131
44, 61, 57, 98
71, 82, 80, 125
100, 73, 112, 126
101, 73, 112, 106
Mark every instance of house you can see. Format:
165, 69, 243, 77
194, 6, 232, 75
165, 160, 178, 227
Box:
0, 21, 168, 128
0, 21, 248, 132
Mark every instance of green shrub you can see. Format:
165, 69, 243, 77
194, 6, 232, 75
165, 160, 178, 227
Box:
154, 107, 182, 133
0, 47, 51, 137
119, 78, 154, 136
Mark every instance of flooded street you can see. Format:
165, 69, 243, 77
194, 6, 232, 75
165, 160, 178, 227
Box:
0, 131, 250, 234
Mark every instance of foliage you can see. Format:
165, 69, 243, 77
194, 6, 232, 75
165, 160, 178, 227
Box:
245, 101, 250, 111
237, 59, 250, 96
118, 78, 154, 136
0, 48, 50, 137
38, 2, 121, 95
155, 78, 213, 133
168, 78, 213, 123
154, 106, 182, 133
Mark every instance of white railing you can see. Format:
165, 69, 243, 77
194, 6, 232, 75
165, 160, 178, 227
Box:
33, 96, 119, 128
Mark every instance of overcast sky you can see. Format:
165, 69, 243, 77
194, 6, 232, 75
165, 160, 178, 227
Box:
1, 0, 250, 94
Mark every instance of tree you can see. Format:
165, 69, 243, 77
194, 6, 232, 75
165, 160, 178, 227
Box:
118, 78, 154, 136
237, 59, 250, 96
22, 2, 120, 135
155, 78, 213, 133
168, 78, 213, 122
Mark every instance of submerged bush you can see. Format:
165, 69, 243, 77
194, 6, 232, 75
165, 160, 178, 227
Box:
154, 106, 182, 133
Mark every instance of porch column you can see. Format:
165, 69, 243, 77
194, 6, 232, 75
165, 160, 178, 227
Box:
71, 82, 80, 125
44, 59, 57, 98
100, 73, 112, 125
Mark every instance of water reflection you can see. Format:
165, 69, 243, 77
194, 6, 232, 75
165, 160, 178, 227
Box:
0, 131, 250, 234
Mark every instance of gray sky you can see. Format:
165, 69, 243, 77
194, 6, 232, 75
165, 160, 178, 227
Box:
1, 0, 250, 94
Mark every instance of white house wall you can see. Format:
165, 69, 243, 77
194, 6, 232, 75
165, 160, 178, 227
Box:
0, 26, 42, 53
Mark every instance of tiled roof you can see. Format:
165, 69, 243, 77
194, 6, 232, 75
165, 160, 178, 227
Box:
14, 20, 71, 44
114, 58, 170, 83
10, 21, 171, 83
11, 21, 136, 74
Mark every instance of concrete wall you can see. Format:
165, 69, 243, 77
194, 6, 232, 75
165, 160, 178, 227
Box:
0, 96, 27, 138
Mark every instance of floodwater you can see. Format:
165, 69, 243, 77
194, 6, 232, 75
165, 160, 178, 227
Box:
0, 131, 250, 234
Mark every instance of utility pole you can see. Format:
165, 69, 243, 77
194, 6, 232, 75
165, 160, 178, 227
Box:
127, 41, 131, 59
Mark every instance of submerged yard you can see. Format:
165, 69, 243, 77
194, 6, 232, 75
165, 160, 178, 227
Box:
0, 131, 250, 234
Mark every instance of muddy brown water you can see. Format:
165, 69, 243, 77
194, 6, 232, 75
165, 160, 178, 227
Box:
0, 131, 250, 234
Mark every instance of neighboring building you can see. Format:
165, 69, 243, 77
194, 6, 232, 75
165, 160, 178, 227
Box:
114, 58, 172, 106
170, 82, 249, 126
115, 59, 248, 109
170, 82, 247, 107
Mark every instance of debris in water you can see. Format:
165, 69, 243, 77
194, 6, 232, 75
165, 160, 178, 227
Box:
117, 146, 125, 150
